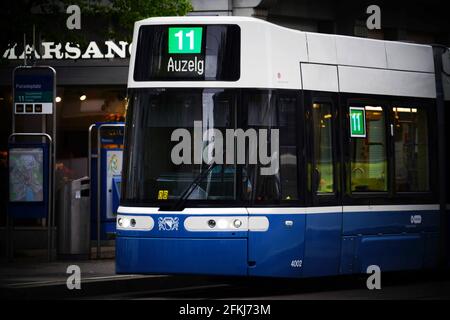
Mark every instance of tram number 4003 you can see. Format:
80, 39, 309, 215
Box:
291, 260, 303, 268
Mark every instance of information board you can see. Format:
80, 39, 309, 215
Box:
13, 67, 55, 114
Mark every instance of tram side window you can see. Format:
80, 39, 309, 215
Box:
246, 91, 298, 203
311, 102, 334, 193
350, 105, 388, 192
393, 107, 429, 192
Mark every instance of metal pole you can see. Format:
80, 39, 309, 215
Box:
32, 25, 36, 66
88, 124, 95, 186
48, 142, 53, 261
8, 66, 20, 261
96, 126, 101, 259
88, 124, 95, 259
23, 34, 27, 66
6, 207, 12, 261
9, 68, 15, 260
50, 67, 56, 262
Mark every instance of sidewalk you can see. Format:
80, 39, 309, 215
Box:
0, 258, 117, 287
0, 248, 164, 299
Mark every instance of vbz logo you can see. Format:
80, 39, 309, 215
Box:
158, 217, 179, 231
410, 214, 422, 225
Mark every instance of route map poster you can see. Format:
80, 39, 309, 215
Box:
9, 148, 44, 202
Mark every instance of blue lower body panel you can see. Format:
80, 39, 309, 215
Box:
115, 208, 441, 277
248, 214, 305, 278
423, 232, 439, 268
357, 234, 424, 272
116, 237, 248, 276
302, 213, 342, 277
340, 233, 439, 274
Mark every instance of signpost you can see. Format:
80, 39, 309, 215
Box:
8, 66, 56, 261
349, 106, 366, 138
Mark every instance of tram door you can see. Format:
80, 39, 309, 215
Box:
246, 91, 307, 277
301, 91, 343, 277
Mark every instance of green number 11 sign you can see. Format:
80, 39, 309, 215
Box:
168, 27, 203, 54
349, 107, 366, 138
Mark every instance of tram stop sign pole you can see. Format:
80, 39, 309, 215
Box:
7, 66, 56, 261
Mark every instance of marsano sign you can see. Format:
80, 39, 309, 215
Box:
2, 40, 131, 60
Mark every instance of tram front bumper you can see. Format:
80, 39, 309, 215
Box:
116, 236, 248, 276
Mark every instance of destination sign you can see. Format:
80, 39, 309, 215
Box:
168, 27, 203, 54
349, 107, 366, 138
166, 27, 204, 76
133, 25, 240, 81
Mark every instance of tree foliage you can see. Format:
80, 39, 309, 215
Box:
0, 0, 193, 55
111, 0, 193, 39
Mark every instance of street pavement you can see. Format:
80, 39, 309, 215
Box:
1, 256, 450, 300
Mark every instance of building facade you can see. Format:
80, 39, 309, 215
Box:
191, 0, 450, 45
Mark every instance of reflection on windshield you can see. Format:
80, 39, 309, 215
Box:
157, 165, 236, 200
121, 88, 299, 206
122, 89, 238, 204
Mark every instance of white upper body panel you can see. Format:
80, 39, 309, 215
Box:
128, 16, 437, 99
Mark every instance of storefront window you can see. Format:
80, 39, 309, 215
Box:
55, 86, 127, 180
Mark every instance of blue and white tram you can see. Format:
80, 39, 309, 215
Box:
116, 16, 450, 277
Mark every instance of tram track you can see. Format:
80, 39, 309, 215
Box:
94, 270, 450, 300
2, 269, 450, 300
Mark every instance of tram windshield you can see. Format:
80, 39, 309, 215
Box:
122, 88, 299, 207
122, 88, 241, 206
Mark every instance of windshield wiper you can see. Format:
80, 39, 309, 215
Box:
163, 161, 218, 211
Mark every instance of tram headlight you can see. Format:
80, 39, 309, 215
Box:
118, 217, 131, 228
233, 219, 242, 228
130, 219, 136, 227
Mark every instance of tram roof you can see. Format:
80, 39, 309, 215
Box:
128, 16, 438, 99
